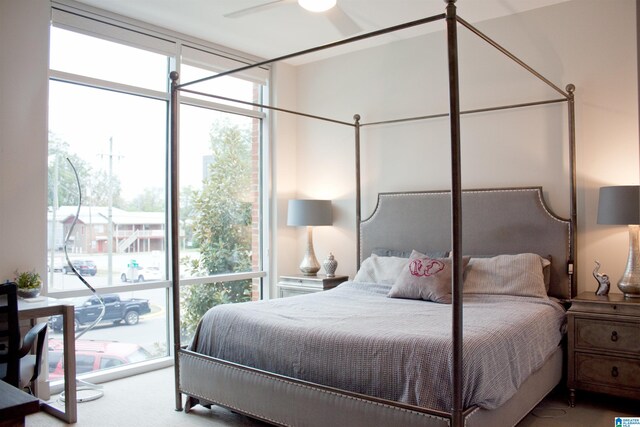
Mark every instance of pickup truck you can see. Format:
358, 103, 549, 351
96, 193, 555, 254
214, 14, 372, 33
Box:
49, 294, 151, 332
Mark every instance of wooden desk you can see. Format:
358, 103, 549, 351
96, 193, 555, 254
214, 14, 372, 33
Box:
18, 297, 77, 423
0, 380, 40, 427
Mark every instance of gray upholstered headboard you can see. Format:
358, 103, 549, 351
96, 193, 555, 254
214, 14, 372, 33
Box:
359, 187, 573, 300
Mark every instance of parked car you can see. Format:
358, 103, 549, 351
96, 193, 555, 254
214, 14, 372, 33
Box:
62, 259, 97, 276
49, 294, 151, 332
47, 259, 64, 272
48, 339, 152, 380
120, 266, 163, 283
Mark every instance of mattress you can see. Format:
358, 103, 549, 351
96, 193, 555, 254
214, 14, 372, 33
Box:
189, 281, 566, 411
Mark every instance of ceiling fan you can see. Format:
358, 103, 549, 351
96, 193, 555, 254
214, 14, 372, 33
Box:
224, 0, 363, 37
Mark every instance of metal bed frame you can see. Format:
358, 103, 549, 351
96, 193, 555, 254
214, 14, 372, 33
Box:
168, 1, 577, 426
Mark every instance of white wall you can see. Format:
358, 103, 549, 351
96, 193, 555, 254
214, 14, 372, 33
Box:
1, 0, 638, 298
289, 0, 639, 295
0, 0, 50, 284
270, 62, 300, 293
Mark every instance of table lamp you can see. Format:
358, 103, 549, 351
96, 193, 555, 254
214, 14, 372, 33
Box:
597, 185, 640, 298
287, 199, 332, 276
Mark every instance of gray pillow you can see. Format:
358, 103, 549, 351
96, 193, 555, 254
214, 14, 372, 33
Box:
354, 254, 408, 284
372, 248, 449, 258
388, 250, 470, 304
465, 253, 552, 291
463, 253, 548, 298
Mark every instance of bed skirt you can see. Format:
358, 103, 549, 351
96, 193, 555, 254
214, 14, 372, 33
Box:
178, 345, 563, 427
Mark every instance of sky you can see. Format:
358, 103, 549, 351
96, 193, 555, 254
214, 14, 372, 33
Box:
48, 27, 257, 203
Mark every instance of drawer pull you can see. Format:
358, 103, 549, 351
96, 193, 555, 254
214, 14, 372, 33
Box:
611, 331, 618, 342
611, 366, 619, 377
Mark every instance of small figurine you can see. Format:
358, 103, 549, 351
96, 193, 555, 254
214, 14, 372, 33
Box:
593, 260, 610, 296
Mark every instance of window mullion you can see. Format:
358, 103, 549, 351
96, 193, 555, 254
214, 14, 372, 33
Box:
50, 70, 169, 101
179, 96, 266, 119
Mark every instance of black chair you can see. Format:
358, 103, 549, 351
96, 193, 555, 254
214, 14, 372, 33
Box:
0, 282, 48, 393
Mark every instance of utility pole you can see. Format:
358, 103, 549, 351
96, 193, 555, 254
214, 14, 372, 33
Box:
50, 149, 59, 289
107, 137, 114, 286
99, 136, 122, 286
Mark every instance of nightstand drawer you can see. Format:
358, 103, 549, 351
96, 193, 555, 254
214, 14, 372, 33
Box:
567, 293, 640, 405
279, 287, 314, 298
575, 317, 640, 354
277, 274, 348, 298
575, 352, 640, 390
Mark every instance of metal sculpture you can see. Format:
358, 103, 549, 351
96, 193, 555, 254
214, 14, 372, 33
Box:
61, 158, 105, 402
593, 260, 610, 296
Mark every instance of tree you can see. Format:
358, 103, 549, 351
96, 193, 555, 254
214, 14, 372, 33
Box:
48, 132, 123, 209
179, 186, 198, 249
90, 169, 124, 208
48, 133, 91, 207
180, 119, 253, 339
126, 187, 165, 212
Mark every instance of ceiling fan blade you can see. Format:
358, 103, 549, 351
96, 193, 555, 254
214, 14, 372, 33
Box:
326, 5, 362, 36
224, 0, 287, 18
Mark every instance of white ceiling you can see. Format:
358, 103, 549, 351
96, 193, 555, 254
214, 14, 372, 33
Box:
74, 0, 571, 64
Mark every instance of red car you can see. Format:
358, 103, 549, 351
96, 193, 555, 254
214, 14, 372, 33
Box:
48, 339, 151, 380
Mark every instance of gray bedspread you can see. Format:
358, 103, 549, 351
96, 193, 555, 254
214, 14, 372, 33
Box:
189, 281, 565, 411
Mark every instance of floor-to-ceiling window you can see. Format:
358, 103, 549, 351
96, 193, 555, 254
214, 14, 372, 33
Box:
176, 49, 267, 343
47, 3, 267, 385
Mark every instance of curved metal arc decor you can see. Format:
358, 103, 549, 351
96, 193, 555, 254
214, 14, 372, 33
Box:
60, 157, 105, 403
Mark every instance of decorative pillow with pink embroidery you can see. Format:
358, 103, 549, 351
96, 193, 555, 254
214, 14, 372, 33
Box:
388, 250, 470, 303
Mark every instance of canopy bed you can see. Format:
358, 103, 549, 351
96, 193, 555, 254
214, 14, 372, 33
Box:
168, 1, 577, 426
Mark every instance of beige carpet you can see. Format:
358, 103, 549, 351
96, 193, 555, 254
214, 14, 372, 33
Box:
27, 367, 638, 426
26, 367, 267, 427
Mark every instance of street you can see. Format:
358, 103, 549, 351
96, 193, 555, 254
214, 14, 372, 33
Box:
47, 251, 173, 291
43, 251, 205, 377
48, 287, 169, 354
46, 252, 175, 376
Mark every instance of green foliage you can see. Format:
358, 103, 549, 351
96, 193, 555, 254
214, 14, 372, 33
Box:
126, 187, 165, 212
180, 119, 254, 340
14, 270, 42, 289
48, 132, 124, 209
48, 133, 91, 207
90, 169, 124, 207
179, 186, 198, 248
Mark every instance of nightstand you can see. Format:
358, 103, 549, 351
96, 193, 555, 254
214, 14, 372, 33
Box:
277, 274, 348, 298
567, 292, 640, 406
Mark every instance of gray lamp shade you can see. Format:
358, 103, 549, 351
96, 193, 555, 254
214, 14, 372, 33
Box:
597, 185, 640, 225
287, 200, 332, 226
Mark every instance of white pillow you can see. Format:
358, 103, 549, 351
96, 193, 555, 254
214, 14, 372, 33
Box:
463, 253, 548, 298
354, 254, 408, 284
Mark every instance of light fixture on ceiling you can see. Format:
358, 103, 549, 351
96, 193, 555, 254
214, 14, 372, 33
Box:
298, 0, 337, 13
225, 0, 360, 37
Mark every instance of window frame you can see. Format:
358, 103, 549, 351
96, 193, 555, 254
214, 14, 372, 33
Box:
48, 0, 271, 384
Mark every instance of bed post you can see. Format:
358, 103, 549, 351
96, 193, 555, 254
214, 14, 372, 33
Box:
566, 84, 577, 297
445, 1, 464, 426
169, 71, 183, 412
354, 114, 362, 269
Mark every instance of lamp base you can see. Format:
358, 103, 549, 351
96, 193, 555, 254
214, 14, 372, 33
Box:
299, 256, 320, 276
618, 225, 640, 298
299, 226, 320, 276
299, 266, 320, 276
